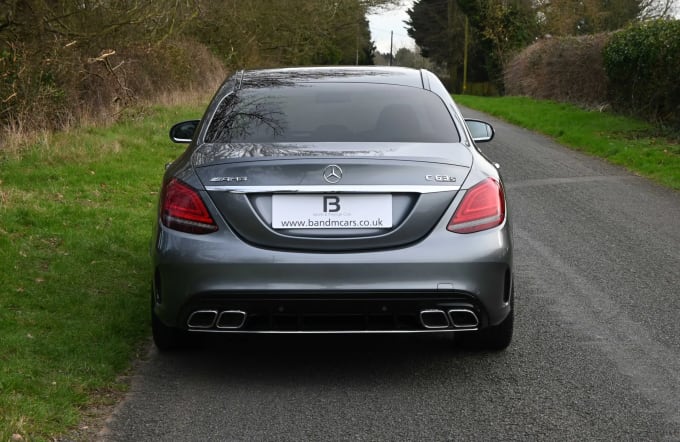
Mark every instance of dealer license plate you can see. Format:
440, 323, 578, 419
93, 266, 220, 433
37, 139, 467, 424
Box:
272, 194, 392, 229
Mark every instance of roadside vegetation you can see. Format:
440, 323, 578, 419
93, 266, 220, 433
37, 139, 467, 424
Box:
407, 2, 679, 128
405, 0, 675, 93
504, 20, 680, 129
0, 101, 205, 440
456, 95, 680, 190
1, 0, 397, 146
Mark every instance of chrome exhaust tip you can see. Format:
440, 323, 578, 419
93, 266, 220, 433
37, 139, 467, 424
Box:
216, 310, 247, 329
187, 310, 218, 329
420, 309, 450, 329
448, 309, 479, 328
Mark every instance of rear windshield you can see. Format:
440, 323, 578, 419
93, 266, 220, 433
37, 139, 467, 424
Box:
204, 83, 460, 143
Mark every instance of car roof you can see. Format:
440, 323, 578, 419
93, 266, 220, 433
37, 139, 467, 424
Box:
238, 66, 425, 89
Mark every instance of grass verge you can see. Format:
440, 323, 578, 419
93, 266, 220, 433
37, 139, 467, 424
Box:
455, 95, 679, 190
0, 103, 204, 440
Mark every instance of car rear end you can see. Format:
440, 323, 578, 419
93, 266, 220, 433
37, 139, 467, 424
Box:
151, 67, 512, 348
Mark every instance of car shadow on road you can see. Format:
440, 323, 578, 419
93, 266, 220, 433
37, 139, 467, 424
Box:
149, 333, 508, 385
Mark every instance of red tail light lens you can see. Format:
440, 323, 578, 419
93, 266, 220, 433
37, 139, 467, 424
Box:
161, 178, 218, 234
447, 177, 505, 234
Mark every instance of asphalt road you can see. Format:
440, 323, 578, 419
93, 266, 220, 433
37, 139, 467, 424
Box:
101, 108, 680, 441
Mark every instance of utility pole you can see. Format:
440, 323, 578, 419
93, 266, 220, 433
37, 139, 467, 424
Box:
447, 0, 457, 90
355, 12, 359, 65
389, 30, 393, 66
463, 16, 469, 93
354, 23, 359, 66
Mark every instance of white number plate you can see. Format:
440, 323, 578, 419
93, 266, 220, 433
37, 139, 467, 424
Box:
272, 194, 392, 229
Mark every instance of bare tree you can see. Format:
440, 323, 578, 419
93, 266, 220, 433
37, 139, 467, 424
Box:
638, 0, 677, 19
537, 0, 677, 36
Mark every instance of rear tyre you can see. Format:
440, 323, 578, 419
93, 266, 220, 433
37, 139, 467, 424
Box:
152, 309, 185, 351
477, 305, 513, 350
457, 293, 514, 351
151, 286, 189, 351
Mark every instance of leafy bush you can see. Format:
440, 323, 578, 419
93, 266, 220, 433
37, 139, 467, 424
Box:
603, 19, 680, 127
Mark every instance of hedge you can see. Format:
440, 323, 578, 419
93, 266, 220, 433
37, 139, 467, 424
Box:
603, 19, 680, 127
504, 34, 610, 107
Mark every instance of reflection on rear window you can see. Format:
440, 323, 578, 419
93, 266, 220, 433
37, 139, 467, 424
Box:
205, 83, 460, 143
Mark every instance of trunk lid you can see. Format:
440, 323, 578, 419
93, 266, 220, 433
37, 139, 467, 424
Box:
193, 142, 472, 251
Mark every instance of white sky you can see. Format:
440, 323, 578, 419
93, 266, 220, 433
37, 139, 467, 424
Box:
367, 1, 416, 54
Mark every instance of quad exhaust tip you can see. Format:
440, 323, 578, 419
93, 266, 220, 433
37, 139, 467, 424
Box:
187, 310, 218, 329
420, 309, 479, 329
216, 310, 247, 329
187, 310, 247, 330
420, 309, 450, 329
448, 309, 479, 328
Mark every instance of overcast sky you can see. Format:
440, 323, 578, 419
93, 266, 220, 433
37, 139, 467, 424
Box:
367, 1, 416, 54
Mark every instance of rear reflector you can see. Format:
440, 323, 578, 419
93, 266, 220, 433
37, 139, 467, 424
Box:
161, 178, 218, 234
447, 177, 505, 234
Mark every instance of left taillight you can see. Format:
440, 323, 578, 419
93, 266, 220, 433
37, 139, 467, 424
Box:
161, 178, 218, 234
447, 177, 505, 234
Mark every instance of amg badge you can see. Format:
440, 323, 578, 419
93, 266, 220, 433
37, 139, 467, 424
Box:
209, 176, 248, 182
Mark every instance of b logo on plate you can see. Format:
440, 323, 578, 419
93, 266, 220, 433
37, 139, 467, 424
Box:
323, 165, 343, 184
323, 196, 341, 213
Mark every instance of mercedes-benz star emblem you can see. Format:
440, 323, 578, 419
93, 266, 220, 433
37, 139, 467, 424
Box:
323, 165, 343, 184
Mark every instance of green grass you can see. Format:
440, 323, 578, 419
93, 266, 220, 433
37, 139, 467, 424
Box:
0, 104, 204, 440
455, 95, 680, 190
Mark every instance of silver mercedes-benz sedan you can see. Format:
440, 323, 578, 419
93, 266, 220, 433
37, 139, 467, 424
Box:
151, 66, 513, 351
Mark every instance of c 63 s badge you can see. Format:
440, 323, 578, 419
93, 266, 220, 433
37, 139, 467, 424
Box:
425, 174, 457, 182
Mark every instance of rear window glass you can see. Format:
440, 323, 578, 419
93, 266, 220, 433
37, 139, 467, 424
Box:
205, 83, 460, 143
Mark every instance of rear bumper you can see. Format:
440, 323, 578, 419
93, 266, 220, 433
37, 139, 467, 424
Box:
152, 219, 512, 332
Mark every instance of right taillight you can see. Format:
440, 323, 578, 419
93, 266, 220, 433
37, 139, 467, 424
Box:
161, 178, 218, 234
447, 177, 505, 234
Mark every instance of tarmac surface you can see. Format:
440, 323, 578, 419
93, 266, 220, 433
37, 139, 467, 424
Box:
101, 107, 680, 441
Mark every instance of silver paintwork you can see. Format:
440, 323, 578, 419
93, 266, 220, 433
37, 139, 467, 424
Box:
153, 217, 512, 327
152, 66, 512, 344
